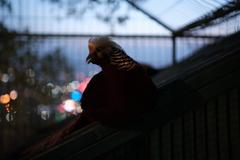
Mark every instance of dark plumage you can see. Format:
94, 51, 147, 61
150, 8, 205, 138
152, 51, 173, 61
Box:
82, 37, 157, 125
81, 63, 157, 125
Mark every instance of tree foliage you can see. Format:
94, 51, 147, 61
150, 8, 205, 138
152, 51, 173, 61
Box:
45, 0, 147, 24
0, 23, 74, 123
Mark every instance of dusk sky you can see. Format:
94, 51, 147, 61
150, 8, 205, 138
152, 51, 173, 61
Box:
0, 0, 230, 75
2, 0, 228, 35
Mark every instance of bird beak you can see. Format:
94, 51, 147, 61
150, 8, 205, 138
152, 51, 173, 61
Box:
86, 55, 92, 64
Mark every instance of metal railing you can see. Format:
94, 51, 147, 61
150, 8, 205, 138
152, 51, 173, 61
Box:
25, 31, 240, 160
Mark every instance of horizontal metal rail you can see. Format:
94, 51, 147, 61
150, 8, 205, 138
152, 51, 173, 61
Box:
0, 32, 222, 39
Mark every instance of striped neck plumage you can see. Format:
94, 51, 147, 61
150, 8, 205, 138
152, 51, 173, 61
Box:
110, 47, 138, 71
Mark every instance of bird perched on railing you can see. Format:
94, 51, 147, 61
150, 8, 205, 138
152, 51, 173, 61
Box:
22, 37, 157, 157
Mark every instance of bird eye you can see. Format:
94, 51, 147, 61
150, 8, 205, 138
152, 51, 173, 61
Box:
95, 48, 100, 52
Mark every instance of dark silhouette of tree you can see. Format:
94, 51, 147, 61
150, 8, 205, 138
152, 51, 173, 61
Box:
0, 0, 11, 11
45, 0, 147, 25
0, 0, 147, 25
0, 24, 74, 122
0, 15, 75, 159
0, 1, 75, 158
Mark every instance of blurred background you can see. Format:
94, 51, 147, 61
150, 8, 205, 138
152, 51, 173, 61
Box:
0, 0, 239, 158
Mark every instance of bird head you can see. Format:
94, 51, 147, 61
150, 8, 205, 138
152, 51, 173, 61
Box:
86, 36, 137, 71
86, 37, 113, 66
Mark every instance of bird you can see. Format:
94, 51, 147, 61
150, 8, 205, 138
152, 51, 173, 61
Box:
21, 37, 157, 157
80, 36, 158, 125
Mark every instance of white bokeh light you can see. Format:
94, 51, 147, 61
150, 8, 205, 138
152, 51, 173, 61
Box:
63, 99, 76, 112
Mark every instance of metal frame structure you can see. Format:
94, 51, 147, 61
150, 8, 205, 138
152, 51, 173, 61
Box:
125, 0, 240, 64
1, 0, 238, 65
1, 1, 240, 158
174, 1, 240, 36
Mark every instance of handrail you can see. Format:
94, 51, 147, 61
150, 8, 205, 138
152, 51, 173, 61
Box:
23, 31, 240, 160
153, 31, 240, 88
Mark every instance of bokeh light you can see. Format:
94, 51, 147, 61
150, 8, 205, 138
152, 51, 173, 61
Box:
5, 104, 10, 113
41, 110, 49, 120
62, 99, 76, 112
10, 90, 18, 100
78, 77, 91, 93
70, 90, 82, 101
1, 74, 9, 83
0, 94, 10, 104
51, 85, 62, 96
57, 100, 83, 115
5, 113, 14, 122
47, 82, 54, 88
57, 103, 65, 113
37, 105, 51, 120
76, 104, 83, 113
55, 112, 67, 122
69, 81, 79, 91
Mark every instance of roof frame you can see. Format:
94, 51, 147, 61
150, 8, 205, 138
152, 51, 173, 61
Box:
125, 0, 174, 33
174, 1, 240, 36
125, 0, 239, 37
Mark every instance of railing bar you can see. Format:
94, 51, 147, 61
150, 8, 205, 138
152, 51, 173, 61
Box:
215, 98, 220, 160
204, 104, 209, 160
156, 47, 240, 88
182, 117, 185, 160
226, 91, 232, 160
170, 122, 174, 160
239, 88, 240, 150
193, 110, 197, 160
159, 128, 162, 160
0, 32, 221, 39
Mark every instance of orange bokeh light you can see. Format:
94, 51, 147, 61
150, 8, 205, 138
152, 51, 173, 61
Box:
0, 94, 10, 104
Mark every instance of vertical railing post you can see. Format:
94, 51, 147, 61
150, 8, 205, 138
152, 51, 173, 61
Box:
172, 36, 176, 65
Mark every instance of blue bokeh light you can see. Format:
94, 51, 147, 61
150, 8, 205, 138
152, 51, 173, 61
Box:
70, 90, 82, 101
